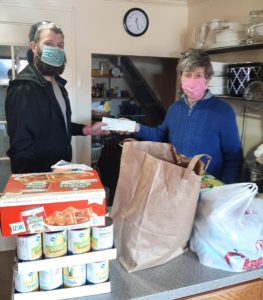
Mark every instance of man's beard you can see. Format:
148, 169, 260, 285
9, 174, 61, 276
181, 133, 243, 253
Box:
34, 50, 66, 76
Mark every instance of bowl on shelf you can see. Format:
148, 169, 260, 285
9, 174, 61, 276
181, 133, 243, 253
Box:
208, 85, 227, 95
211, 62, 228, 76
243, 81, 263, 100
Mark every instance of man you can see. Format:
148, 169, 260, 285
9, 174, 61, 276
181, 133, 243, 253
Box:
5, 21, 105, 173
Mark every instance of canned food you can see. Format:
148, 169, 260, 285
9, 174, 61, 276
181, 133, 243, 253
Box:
68, 228, 91, 254
15, 271, 39, 293
21, 206, 45, 233
43, 231, 67, 258
86, 261, 109, 284
39, 268, 63, 290
63, 265, 86, 288
91, 217, 113, 250
17, 233, 42, 261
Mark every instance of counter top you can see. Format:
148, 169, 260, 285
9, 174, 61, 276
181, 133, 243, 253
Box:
75, 250, 263, 300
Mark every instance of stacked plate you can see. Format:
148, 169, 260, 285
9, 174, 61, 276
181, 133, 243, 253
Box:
208, 62, 228, 95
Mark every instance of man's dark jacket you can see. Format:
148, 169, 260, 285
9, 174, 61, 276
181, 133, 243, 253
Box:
5, 64, 85, 174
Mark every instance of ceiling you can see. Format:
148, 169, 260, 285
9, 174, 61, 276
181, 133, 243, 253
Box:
108, 0, 189, 6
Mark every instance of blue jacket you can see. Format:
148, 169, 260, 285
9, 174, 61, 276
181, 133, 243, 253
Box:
137, 92, 243, 183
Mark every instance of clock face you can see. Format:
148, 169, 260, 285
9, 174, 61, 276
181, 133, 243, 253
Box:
123, 8, 149, 37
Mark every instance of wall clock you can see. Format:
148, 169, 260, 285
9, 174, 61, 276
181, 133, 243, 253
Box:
123, 8, 149, 37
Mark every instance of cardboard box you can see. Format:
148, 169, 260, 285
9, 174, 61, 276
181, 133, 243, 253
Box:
0, 171, 106, 236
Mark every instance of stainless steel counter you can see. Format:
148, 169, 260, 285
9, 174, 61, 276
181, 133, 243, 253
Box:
75, 250, 263, 300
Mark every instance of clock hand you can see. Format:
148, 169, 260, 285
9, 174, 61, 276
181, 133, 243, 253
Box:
136, 17, 139, 30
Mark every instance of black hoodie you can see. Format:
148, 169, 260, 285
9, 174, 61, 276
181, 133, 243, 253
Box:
5, 63, 85, 173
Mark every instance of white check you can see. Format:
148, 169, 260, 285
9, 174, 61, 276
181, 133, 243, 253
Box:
102, 117, 136, 132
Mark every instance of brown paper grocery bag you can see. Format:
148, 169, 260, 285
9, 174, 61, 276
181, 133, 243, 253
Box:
111, 140, 211, 273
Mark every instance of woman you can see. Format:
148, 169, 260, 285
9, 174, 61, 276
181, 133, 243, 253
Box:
134, 49, 243, 183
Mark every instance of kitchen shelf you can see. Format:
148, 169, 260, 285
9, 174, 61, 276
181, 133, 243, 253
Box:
219, 95, 263, 103
92, 75, 123, 79
0, 79, 9, 86
206, 42, 263, 54
0, 157, 9, 161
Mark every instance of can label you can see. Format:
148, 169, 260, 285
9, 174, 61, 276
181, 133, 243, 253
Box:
43, 231, 67, 258
39, 268, 63, 290
17, 233, 42, 261
21, 206, 45, 233
63, 265, 86, 287
68, 228, 91, 254
15, 271, 39, 293
86, 261, 109, 284
91, 217, 113, 250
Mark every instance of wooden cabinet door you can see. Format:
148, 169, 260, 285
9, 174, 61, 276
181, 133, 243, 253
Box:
182, 279, 263, 300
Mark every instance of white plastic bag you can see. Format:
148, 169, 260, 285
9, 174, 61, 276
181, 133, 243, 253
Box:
190, 183, 263, 272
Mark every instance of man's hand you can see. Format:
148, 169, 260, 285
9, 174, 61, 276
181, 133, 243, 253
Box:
83, 122, 110, 136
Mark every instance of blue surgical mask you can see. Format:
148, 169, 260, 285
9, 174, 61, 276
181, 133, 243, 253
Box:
40, 45, 65, 67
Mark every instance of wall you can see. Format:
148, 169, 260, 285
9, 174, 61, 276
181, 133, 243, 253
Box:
186, 0, 263, 158
0, 0, 188, 164
73, 0, 188, 163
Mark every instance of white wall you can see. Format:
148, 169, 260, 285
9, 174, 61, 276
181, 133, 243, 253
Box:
0, 0, 188, 164
73, 0, 188, 163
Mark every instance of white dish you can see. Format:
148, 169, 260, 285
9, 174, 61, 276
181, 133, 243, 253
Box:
208, 39, 246, 48
208, 76, 227, 87
211, 62, 227, 76
248, 22, 263, 36
221, 22, 247, 32
209, 86, 227, 95
215, 30, 246, 44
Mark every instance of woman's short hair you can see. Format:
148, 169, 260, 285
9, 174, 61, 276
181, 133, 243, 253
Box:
29, 21, 64, 43
176, 48, 213, 79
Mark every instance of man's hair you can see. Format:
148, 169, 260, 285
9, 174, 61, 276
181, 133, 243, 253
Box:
29, 21, 64, 43
176, 48, 213, 79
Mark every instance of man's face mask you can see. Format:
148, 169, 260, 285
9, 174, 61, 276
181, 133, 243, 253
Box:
35, 47, 66, 76
40, 45, 65, 67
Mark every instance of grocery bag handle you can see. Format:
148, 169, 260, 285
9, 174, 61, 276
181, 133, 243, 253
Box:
183, 154, 211, 180
120, 154, 211, 219
118, 138, 138, 147
119, 139, 211, 176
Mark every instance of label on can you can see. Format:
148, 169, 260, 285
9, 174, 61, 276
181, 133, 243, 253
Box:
63, 265, 86, 287
43, 231, 67, 258
15, 271, 39, 293
91, 217, 113, 250
68, 228, 91, 254
86, 261, 109, 284
21, 206, 45, 233
39, 268, 63, 290
17, 233, 42, 261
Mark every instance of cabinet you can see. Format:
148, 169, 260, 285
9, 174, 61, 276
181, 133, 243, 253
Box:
182, 278, 263, 300
0, 45, 28, 192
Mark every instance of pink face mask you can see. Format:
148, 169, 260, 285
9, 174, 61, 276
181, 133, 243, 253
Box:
181, 78, 207, 102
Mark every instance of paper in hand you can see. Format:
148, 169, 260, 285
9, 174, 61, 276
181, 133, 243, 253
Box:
102, 117, 136, 132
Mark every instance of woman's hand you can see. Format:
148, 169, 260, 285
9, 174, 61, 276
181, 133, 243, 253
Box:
116, 118, 141, 135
